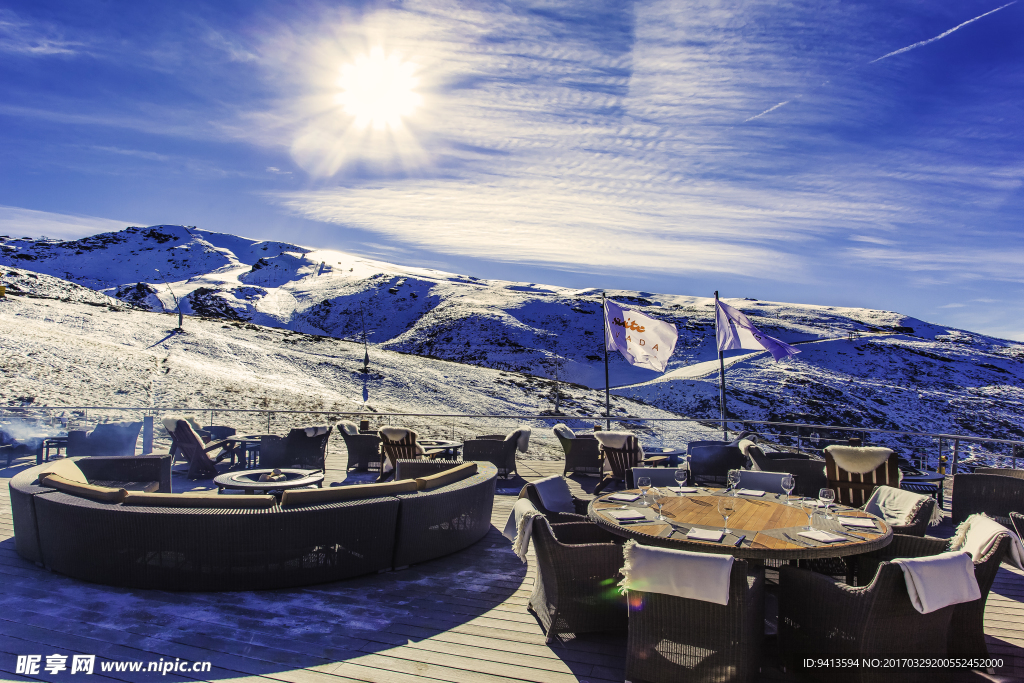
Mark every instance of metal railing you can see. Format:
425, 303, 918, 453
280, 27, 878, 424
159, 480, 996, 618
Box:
2, 405, 1023, 474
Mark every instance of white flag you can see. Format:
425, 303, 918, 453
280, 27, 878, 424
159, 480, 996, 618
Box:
604, 299, 678, 372
715, 299, 799, 362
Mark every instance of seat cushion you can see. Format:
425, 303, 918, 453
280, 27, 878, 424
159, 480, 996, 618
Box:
40, 474, 126, 503
35, 459, 89, 485
280, 480, 417, 508
123, 492, 277, 508
415, 462, 478, 491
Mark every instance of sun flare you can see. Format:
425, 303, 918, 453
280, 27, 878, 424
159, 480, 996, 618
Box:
335, 48, 421, 129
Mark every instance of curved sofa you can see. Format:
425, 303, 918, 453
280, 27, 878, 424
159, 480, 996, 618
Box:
10, 458, 497, 591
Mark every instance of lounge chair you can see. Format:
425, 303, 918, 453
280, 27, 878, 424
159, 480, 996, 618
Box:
823, 445, 899, 507
377, 427, 425, 481
594, 432, 668, 494
552, 424, 603, 476
165, 418, 238, 480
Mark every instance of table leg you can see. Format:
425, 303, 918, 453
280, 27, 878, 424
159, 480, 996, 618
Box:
245, 488, 254, 495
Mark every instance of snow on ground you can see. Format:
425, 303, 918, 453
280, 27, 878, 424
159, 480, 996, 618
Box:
2, 226, 1023, 460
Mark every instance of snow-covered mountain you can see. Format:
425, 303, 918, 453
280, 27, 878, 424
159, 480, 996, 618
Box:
2, 226, 1022, 450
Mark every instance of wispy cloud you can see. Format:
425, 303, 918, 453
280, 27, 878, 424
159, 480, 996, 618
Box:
0, 9, 85, 56
870, 2, 1017, 63
0, 206, 133, 240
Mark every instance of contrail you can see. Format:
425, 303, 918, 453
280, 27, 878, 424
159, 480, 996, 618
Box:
744, 2, 1017, 122
744, 100, 792, 123
871, 1, 1017, 63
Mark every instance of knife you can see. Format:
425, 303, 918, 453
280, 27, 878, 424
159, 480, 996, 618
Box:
732, 534, 746, 547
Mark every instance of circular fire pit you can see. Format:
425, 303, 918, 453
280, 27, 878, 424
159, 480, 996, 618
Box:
213, 468, 324, 495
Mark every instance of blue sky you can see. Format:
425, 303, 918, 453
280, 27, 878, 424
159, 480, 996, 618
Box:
2, 0, 1023, 340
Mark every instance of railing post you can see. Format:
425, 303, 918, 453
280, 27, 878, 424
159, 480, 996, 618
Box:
952, 439, 960, 475
143, 415, 154, 455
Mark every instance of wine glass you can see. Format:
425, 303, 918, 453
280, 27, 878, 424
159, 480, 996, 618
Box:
637, 477, 652, 506
673, 468, 688, 492
652, 489, 668, 521
801, 499, 816, 531
718, 497, 738, 532
727, 469, 741, 495
781, 475, 795, 504
819, 487, 835, 520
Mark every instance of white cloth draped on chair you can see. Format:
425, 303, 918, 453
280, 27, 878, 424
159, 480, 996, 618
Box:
529, 475, 575, 513
618, 540, 735, 605
892, 551, 981, 614
950, 513, 1024, 569
864, 485, 943, 527
502, 498, 549, 562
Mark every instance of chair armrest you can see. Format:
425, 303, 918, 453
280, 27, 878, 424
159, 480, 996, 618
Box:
551, 521, 620, 545
572, 496, 592, 515
201, 437, 238, 453
869, 534, 948, 560
642, 455, 669, 466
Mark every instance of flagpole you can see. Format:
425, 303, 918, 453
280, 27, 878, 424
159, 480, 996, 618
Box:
715, 291, 728, 440
601, 293, 611, 431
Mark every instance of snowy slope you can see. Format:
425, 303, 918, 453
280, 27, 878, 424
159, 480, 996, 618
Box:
2, 226, 1023, 448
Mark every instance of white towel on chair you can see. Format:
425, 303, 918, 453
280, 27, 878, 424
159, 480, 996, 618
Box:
338, 421, 359, 436
380, 427, 417, 442
864, 485, 942, 527
516, 427, 531, 453
531, 475, 575, 513
503, 498, 548, 562
553, 424, 575, 440
618, 540, 734, 605
304, 425, 328, 437
825, 446, 892, 474
892, 551, 981, 614
594, 431, 631, 449
950, 514, 1024, 569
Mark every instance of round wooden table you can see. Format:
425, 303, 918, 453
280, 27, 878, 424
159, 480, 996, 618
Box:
588, 488, 892, 561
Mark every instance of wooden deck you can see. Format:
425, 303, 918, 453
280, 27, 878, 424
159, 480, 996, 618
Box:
1, 451, 1023, 682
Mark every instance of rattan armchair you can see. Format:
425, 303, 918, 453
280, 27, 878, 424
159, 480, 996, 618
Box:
338, 422, 381, 471
952, 473, 1024, 527
853, 532, 1011, 658
780, 562, 954, 682
687, 444, 745, 487
553, 428, 603, 476
528, 520, 627, 643
259, 427, 332, 472
521, 481, 589, 523
625, 560, 764, 683
463, 431, 520, 478
66, 421, 144, 458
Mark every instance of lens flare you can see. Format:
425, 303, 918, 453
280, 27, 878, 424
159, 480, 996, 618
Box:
336, 48, 421, 129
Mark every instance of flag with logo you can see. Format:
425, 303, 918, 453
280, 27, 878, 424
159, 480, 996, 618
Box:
604, 299, 678, 372
715, 299, 799, 361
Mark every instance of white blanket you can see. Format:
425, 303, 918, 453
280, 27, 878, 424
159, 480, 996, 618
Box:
338, 421, 359, 436
162, 415, 202, 436
825, 446, 892, 475
531, 475, 575, 513
502, 498, 548, 562
380, 427, 417, 442
304, 425, 328, 437
553, 423, 575, 440
515, 427, 531, 453
618, 540, 734, 605
595, 431, 644, 472
893, 551, 981, 614
864, 485, 942, 527
950, 514, 1024, 569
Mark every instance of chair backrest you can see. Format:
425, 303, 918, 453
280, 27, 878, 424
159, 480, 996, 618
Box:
824, 448, 899, 506
748, 458, 826, 498
734, 470, 792, 495
172, 420, 218, 478
973, 467, 1024, 480
598, 436, 642, 478
952, 473, 1024, 526
379, 428, 419, 469
688, 445, 745, 484
627, 467, 685, 489
204, 426, 237, 441
395, 459, 460, 481
88, 422, 144, 457
687, 440, 729, 455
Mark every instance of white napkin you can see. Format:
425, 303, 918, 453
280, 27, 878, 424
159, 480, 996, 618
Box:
893, 551, 981, 614
736, 489, 765, 497
618, 540, 735, 606
799, 530, 847, 543
687, 528, 725, 542
607, 509, 647, 522
606, 493, 641, 502
675, 487, 699, 493
840, 517, 878, 529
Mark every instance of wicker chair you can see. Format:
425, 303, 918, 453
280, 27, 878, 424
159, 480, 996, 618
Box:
974, 467, 1024, 480
552, 426, 603, 476
687, 444, 745, 487
952, 473, 1024, 526
528, 520, 627, 643
338, 422, 381, 471
824, 447, 900, 507
521, 481, 589, 523
259, 427, 332, 472
625, 560, 765, 683
745, 442, 827, 498
66, 422, 144, 458
853, 532, 1012, 658
780, 562, 954, 682
463, 430, 521, 478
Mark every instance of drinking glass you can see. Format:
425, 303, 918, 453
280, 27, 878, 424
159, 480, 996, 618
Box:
781, 475, 795, 504
727, 469, 741, 495
718, 497, 738, 532
637, 477, 652, 506
801, 499, 816, 531
673, 468, 688, 492
652, 490, 668, 521
818, 488, 835, 520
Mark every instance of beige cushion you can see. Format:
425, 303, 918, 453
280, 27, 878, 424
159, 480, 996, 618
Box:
415, 462, 478, 491
123, 492, 277, 508
36, 459, 88, 485
162, 415, 203, 435
41, 474, 126, 503
280, 480, 417, 508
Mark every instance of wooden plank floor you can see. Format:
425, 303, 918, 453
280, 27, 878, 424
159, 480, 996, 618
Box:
1, 450, 1022, 682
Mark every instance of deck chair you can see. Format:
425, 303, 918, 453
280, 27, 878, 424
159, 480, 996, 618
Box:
167, 419, 238, 480
377, 427, 425, 482
824, 445, 898, 507
594, 433, 668, 494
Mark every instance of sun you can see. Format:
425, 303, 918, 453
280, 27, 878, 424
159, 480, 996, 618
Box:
336, 48, 421, 129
